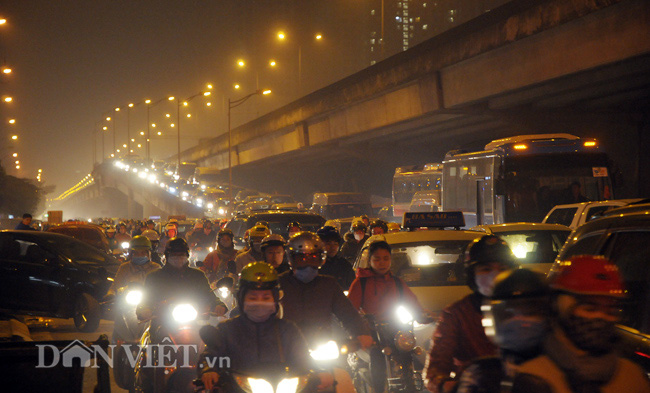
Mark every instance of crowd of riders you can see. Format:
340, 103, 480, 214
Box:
102, 214, 650, 392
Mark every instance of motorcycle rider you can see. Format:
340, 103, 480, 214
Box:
278, 231, 374, 349
136, 237, 227, 323
115, 222, 132, 244
156, 222, 178, 256
261, 234, 290, 274
513, 256, 650, 392
348, 239, 430, 322
140, 229, 162, 266
234, 224, 270, 273
106, 227, 118, 251
106, 236, 161, 298
368, 219, 388, 236
199, 262, 333, 391
316, 225, 355, 290
201, 228, 238, 283
340, 220, 369, 264
145, 219, 159, 235
424, 235, 518, 393
456, 268, 551, 393
287, 221, 302, 238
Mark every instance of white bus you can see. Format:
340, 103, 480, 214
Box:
442, 134, 614, 227
392, 163, 442, 218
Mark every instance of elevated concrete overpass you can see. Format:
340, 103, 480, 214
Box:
61, 0, 649, 218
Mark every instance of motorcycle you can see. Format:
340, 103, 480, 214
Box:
309, 338, 359, 393
348, 306, 429, 393
213, 275, 237, 320
194, 325, 321, 393
133, 299, 216, 393
189, 244, 213, 267
113, 283, 147, 390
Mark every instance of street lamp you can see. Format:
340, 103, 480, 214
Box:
276, 31, 324, 92
227, 89, 272, 205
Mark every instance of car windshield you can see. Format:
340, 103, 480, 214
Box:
358, 240, 471, 287
248, 214, 326, 238
44, 236, 119, 267
497, 230, 570, 264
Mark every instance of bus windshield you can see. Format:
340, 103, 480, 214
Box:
503, 152, 612, 221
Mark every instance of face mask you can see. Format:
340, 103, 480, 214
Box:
243, 300, 276, 323
294, 266, 319, 283
560, 314, 617, 354
132, 256, 149, 266
167, 256, 188, 268
476, 271, 500, 297
496, 319, 548, 352
354, 233, 364, 241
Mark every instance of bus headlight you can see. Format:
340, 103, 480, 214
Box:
172, 304, 198, 323
394, 331, 416, 352
125, 290, 143, 306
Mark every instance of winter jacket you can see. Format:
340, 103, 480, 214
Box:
278, 272, 370, 345
339, 234, 368, 264
319, 254, 355, 290
234, 249, 263, 273
198, 314, 311, 376
512, 330, 650, 393
108, 260, 160, 296
137, 263, 224, 316
423, 293, 498, 392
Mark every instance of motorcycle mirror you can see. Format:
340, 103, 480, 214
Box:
199, 325, 220, 347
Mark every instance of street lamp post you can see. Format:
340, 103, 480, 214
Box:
227, 89, 271, 206
174, 91, 211, 169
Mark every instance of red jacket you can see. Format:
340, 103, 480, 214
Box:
347, 268, 422, 321
423, 293, 498, 392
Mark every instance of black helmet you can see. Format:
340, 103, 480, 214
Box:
164, 237, 190, 258
483, 269, 550, 350
369, 219, 388, 234
350, 220, 367, 233
316, 225, 342, 243
464, 235, 517, 291
218, 228, 234, 241
287, 221, 302, 232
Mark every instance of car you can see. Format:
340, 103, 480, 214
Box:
599, 201, 650, 217
554, 205, 650, 372
0, 230, 120, 332
353, 212, 485, 363
225, 211, 327, 249
46, 222, 112, 255
542, 199, 643, 229
469, 223, 571, 274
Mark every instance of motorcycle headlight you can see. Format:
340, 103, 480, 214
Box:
396, 305, 414, 324
172, 304, 198, 323
310, 340, 339, 361
277, 378, 299, 393
247, 378, 274, 393
218, 208, 225, 215
218, 287, 230, 298
207, 203, 214, 209
209, 247, 214, 252
121, 242, 130, 249
395, 331, 416, 352
125, 290, 143, 306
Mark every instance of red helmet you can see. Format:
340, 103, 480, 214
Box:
548, 255, 625, 298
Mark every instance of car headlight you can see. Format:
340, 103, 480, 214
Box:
125, 290, 143, 306
277, 378, 299, 393
172, 304, 198, 323
121, 242, 130, 249
396, 305, 414, 324
394, 331, 416, 352
310, 340, 339, 361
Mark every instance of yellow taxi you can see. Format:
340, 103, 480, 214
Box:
354, 212, 483, 316
469, 222, 571, 274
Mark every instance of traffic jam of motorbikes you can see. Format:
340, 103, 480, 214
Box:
1, 134, 650, 393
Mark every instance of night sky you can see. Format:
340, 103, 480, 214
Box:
0, 0, 368, 196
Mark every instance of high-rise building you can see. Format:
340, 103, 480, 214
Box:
367, 0, 510, 66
